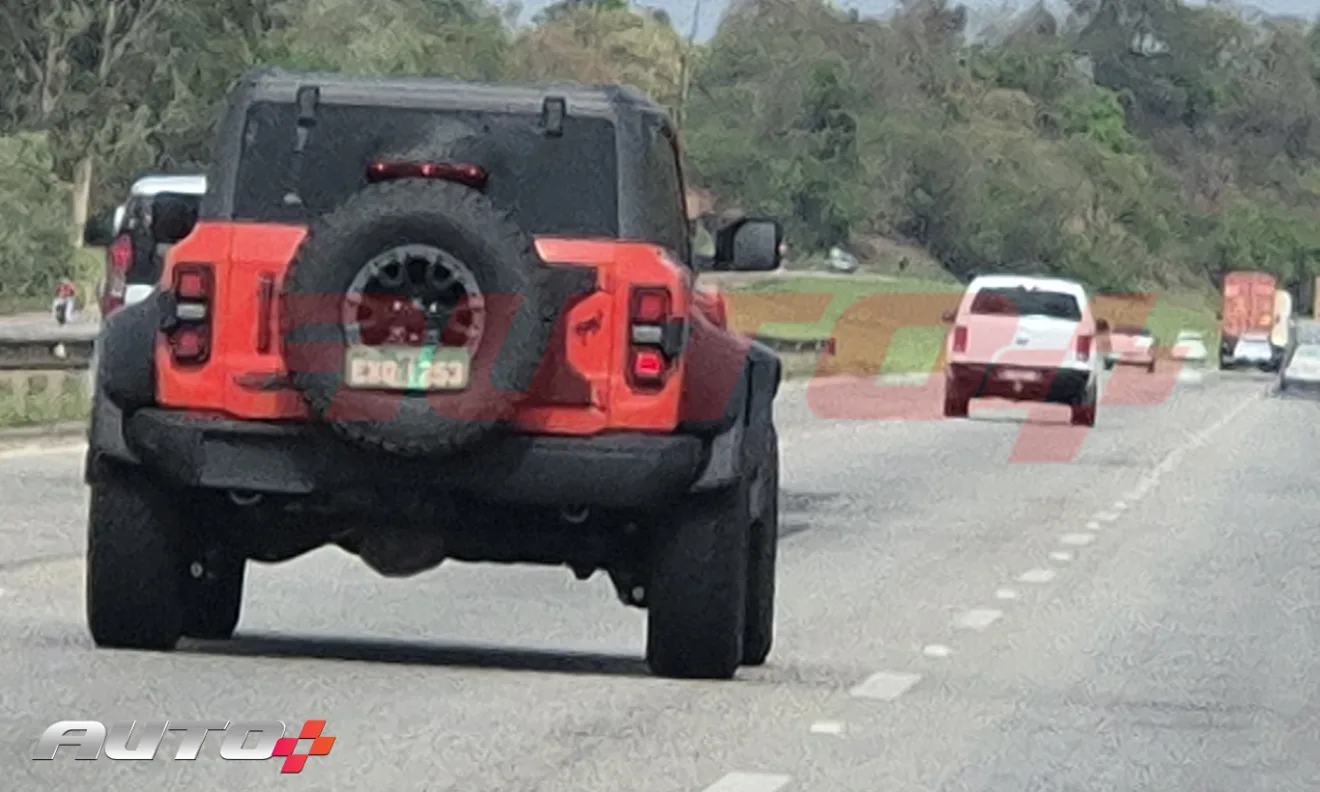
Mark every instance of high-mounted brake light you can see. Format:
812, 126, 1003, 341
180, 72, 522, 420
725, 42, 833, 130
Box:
628, 286, 678, 389
1076, 334, 1093, 362
166, 263, 214, 365
366, 161, 488, 189
952, 326, 968, 354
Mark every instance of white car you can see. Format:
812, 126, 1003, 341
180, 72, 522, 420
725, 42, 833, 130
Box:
1232, 332, 1275, 369
1280, 343, 1320, 391
1171, 330, 1208, 364
942, 274, 1103, 426
1104, 325, 1156, 372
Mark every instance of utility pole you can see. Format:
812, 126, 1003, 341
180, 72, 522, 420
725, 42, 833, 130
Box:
674, 0, 702, 130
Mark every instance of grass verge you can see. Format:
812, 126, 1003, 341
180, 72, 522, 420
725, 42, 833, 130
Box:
725, 274, 1220, 376
0, 373, 91, 429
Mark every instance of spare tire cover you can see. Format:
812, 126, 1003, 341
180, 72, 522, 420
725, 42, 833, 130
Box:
281, 178, 552, 457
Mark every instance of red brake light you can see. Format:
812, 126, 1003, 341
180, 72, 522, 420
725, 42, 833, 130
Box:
366, 161, 488, 189
109, 235, 132, 273
952, 326, 968, 353
1076, 334, 1093, 361
177, 270, 209, 301
631, 348, 665, 382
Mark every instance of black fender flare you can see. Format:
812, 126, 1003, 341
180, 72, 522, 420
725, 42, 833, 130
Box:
86, 294, 162, 480
689, 341, 781, 493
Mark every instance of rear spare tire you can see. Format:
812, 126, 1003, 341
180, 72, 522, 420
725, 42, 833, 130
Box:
282, 179, 553, 457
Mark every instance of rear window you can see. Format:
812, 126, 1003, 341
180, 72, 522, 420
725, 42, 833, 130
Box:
231, 101, 619, 237
968, 287, 1082, 321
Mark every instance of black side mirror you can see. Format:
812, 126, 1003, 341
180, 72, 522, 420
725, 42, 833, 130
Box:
150, 193, 199, 245
712, 218, 782, 272
83, 212, 117, 247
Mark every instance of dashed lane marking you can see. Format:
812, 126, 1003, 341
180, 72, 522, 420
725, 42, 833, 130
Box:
1060, 532, 1097, 547
922, 644, 953, 658
1049, 551, 1073, 562
850, 671, 923, 701
1113, 501, 1127, 510
1016, 568, 1056, 584
1094, 511, 1119, 522
809, 721, 845, 736
995, 587, 1019, 600
702, 772, 794, 792
1086, 520, 1102, 531
955, 609, 1003, 631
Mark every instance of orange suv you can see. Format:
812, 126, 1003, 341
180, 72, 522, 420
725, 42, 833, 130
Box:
85, 69, 784, 680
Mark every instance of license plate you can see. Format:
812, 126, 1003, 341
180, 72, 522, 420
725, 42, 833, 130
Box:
999, 369, 1040, 382
343, 345, 471, 391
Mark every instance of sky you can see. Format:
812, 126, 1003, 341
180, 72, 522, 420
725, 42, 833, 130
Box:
512, 0, 1320, 43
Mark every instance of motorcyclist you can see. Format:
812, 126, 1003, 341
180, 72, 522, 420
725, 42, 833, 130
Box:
53, 279, 77, 325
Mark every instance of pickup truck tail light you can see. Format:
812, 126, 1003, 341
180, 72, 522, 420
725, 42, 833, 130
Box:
1076, 334, 1093, 362
952, 325, 968, 354
628, 286, 681, 390
166, 263, 213, 365
101, 234, 133, 316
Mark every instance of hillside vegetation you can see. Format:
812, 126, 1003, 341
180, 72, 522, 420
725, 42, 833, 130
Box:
3, 0, 1320, 305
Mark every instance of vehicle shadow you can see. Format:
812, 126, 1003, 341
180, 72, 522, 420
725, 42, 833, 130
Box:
181, 634, 651, 677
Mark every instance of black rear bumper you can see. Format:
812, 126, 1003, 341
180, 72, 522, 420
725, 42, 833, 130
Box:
112, 408, 710, 509
947, 363, 1091, 403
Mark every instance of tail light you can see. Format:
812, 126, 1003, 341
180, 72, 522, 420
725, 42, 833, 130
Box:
165, 263, 213, 365
628, 286, 679, 389
952, 326, 968, 353
1076, 334, 1093, 362
101, 234, 132, 316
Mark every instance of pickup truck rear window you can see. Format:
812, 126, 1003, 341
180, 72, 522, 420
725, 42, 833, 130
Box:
969, 288, 1082, 321
230, 101, 619, 238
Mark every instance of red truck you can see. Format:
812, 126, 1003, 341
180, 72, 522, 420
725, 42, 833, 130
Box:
1219, 270, 1278, 369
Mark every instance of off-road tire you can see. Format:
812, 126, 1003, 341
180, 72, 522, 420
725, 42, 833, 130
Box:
281, 179, 553, 457
182, 554, 246, 640
86, 464, 186, 650
646, 481, 751, 680
742, 427, 779, 667
1070, 382, 1098, 427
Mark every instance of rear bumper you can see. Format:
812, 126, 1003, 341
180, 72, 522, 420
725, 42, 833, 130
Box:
110, 408, 710, 509
947, 363, 1091, 403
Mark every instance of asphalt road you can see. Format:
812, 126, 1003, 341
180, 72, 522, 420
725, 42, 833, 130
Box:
2, 365, 1314, 791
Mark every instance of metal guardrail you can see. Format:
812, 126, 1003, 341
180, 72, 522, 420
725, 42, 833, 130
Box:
753, 335, 837, 355
0, 323, 99, 371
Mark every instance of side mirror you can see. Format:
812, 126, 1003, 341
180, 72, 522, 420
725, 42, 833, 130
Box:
940, 310, 956, 324
712, 218, 782, 272
83, 212, 117, 247
150, 193, 199, 245
1096, 319, 1110, 333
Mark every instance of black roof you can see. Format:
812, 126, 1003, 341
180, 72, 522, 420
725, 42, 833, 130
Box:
233, 67, 669, 121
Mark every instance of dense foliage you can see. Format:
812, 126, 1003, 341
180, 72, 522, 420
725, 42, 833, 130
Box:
3, 0, 1320, 298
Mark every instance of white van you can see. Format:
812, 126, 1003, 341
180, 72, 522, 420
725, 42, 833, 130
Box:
942, 274, 1105, 426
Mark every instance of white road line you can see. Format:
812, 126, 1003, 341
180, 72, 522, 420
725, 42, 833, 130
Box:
850, 671, 923, 701
1060, 532, 1096, 547
1017, 568, 1056, 584
922, 644, 953, 658
955, 609, 1003, 631
995, 587, 1019, 600
1049, 550, 1073, 562
809, 721, 845, 736
1086, 520, 1102, 531
1113, 501, 1127, 510
702, 772, 794, 792
1094, 511, 1119, 522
